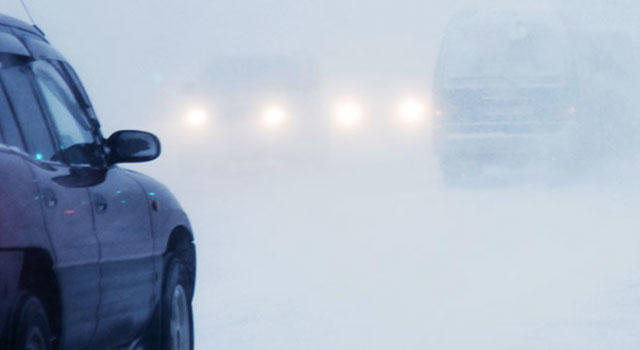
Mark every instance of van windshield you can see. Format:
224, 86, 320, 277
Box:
442, 22, 567, 81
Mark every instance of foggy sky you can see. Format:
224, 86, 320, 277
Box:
3, 0, 635, 134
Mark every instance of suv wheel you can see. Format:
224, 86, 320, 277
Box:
8, 295, 52, 350
160, 255, 194, 350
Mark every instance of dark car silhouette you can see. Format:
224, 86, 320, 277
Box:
0, 14, 195, 350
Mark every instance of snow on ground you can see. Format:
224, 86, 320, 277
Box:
163, 152, 640, 350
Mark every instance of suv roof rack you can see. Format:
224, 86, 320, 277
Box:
0, 13, 43, 36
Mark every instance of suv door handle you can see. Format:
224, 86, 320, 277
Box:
93, 194, 108, 213
41, 189, 57, 208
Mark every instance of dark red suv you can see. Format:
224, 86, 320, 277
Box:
0, 14, 196, 350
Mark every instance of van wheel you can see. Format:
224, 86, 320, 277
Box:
160, 255, 194, 350
9, 295, 52, 350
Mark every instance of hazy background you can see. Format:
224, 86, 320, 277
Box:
4, 1, 640, 349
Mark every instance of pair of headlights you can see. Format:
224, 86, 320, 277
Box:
327, 97, 430, 129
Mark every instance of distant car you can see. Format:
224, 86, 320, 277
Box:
181, 55, 328, 165
0, 14, 195, 350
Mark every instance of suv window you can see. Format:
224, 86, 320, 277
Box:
0, 84, 23, 149
31, 60, 98, 165
57, 61, 99, 122
0, 54, 55, 160
59, 61, 92, 109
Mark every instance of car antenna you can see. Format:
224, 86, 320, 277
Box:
19, 0, 45, 36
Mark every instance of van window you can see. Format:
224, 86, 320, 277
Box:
442, 22, 567, 80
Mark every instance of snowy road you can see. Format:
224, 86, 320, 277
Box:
172, 157, 640, 349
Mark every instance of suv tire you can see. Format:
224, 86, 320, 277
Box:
160, 255, 194, 350
7, 295, 52, 350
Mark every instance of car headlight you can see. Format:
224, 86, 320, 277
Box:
185, 107, 209, 127
398, 98, 427, 124
335, 100, 363, 129
262, 105, 287, 128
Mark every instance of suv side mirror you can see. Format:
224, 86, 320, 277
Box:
106, 130, 161, 164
